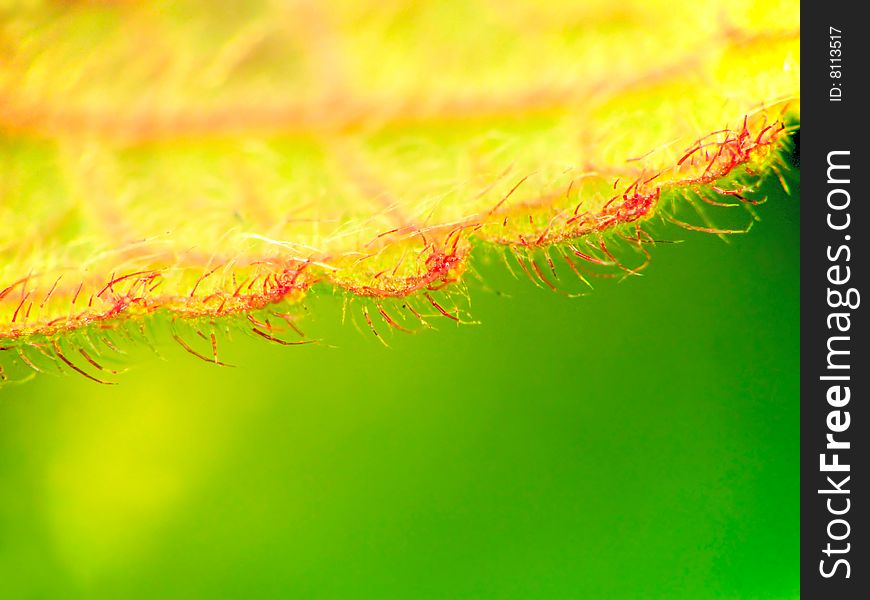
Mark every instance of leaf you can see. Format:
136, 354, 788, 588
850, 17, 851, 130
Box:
0, 0, 798, 382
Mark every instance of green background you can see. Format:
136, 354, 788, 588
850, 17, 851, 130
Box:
0, 172, 799, 599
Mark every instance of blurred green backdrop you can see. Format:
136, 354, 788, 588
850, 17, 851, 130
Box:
0, 171, 798, 599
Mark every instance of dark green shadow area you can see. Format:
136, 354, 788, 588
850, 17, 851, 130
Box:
0, 168, 799, 599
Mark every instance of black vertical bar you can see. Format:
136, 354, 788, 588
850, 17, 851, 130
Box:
801, 2, 868, 597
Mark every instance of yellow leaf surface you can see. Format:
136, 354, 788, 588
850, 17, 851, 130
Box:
0, 0, 798, 376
